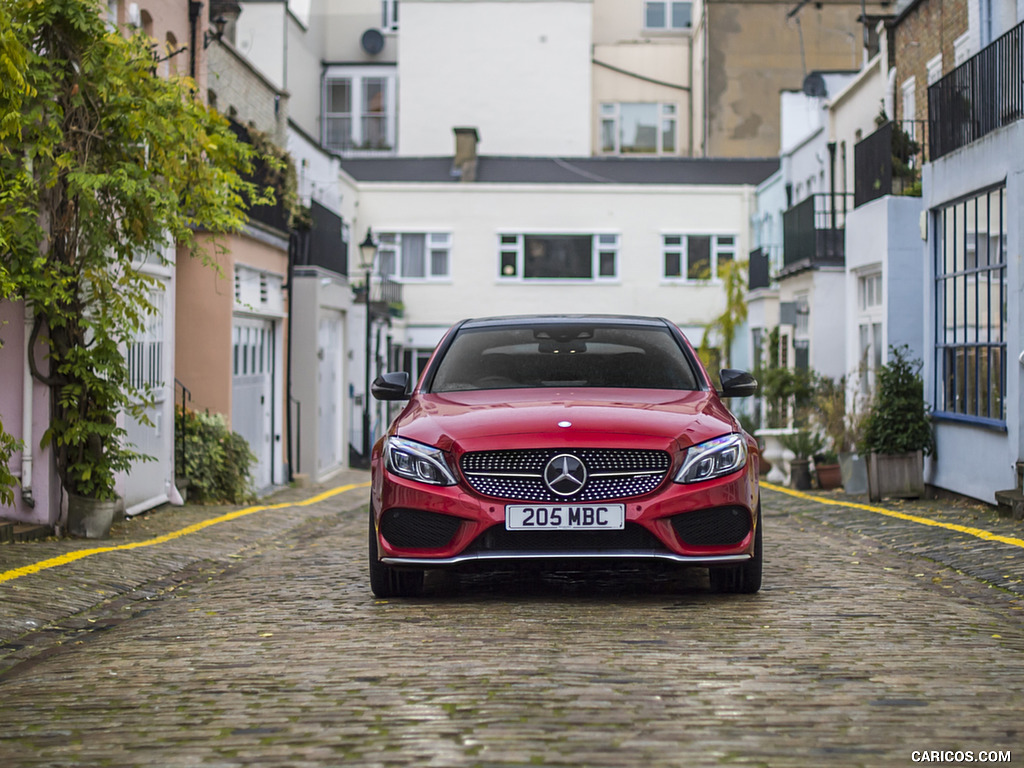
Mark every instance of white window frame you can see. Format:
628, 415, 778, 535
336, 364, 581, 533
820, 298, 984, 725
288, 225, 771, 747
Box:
382, 0, 399, 31
377, 232, 452, 282
498, 233, 619, 282
926, 53, 943, 86
601, 102, 678, 155
858, 272, 883, 311
662, 234, 737, 283
643, 1, 693, 31
901, 76, 917, 141
322, 65, 397, 155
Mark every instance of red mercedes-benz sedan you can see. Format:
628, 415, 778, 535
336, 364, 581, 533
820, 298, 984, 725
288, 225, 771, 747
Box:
369, 315, 761, 597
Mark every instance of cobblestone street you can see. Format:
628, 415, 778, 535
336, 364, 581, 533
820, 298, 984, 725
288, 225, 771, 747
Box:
0, 478, 1022, 767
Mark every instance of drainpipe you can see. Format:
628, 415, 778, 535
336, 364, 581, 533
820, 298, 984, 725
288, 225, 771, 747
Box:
21, 303, 35, 508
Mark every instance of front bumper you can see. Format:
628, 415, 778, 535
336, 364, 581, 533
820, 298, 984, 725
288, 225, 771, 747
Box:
372, 461, 760, 569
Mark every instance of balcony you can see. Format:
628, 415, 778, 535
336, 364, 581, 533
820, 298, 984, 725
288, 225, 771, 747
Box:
748, 247, 771, 291
928, 21, 1023, 160
780, 193, 852, 277
354, 275, 404, 319
854, 121, 926, 207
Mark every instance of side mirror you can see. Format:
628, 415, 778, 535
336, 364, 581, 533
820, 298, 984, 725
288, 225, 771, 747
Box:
719, 369, 757, 398
371, 371, 411, 401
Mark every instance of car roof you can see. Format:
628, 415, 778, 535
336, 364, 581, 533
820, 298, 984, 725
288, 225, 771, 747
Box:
456, 315, 673, 331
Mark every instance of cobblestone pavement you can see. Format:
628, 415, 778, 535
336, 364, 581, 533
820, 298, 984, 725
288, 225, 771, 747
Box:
0, 476, 1022, 767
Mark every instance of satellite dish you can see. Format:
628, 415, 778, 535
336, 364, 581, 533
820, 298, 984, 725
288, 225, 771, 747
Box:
802, 72, 827, 98
361, 28, 385, 55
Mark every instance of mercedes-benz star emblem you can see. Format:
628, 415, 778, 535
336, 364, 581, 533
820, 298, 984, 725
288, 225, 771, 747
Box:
543, 454, 587, 497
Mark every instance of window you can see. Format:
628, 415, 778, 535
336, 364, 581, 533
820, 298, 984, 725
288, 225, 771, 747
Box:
378, 233, 451, 280
934, 184, 1007, 424
127, 289, 165, 393
901, 76, 917, 141
644, 1, 692, 30
323, 67, 396, 154
663, 235, 735, 281
859, 272, 882, 310
601, 103, 677, 154
382, 0, 399, 31
926, 54, 943, 86
499, 234, 618, 281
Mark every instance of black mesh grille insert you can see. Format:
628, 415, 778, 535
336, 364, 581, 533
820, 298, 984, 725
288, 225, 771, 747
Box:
467, 523, 665, 553
379, 508, 463, 549
460, 448, 670, 502
670, 506, 751, 546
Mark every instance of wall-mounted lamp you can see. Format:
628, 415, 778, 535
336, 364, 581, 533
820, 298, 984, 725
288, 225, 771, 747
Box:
205, 1, 241, 48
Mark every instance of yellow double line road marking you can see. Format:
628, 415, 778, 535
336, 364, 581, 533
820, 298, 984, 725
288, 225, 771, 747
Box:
763, 481, 1024, 550
0, 481, 371, 585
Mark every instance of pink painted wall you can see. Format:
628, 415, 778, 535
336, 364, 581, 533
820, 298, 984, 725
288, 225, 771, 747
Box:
0, 300, 59, 526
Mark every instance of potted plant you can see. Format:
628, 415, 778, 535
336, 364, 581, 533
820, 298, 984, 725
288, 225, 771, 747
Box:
812, 374, 855, 490
858, 345, 934, 501
779, 430, 825, 490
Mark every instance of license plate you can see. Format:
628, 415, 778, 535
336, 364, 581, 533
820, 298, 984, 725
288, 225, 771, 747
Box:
505, 504, 626, 531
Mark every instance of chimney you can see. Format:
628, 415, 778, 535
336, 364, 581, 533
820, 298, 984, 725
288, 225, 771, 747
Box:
452, 127, 479, 182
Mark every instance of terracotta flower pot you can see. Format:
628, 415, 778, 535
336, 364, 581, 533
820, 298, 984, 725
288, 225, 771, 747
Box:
815, 463, 842, 490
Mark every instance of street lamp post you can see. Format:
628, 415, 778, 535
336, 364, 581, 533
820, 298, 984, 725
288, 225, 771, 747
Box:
359, 229, 378, 464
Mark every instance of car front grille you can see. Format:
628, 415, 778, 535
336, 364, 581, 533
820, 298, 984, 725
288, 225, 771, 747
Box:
380, 508, 464, 549
466, 522, 666, 553
669, 506, 751, 546
460, 448, 671, 502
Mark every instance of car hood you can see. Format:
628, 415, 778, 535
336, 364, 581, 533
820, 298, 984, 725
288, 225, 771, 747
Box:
391, 388, 740, 453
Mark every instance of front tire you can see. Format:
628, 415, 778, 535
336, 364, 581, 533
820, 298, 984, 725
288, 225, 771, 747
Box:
709, 502, 762, 594
368, 509, 425, 598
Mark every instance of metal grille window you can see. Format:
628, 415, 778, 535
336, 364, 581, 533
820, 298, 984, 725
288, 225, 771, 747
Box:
127, 289, 165, 393
499, 233, 618, 281
933, 184, 1007, 425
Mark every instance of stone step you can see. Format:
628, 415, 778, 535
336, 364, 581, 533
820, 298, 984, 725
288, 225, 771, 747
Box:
0, 519, 52, 543
995, 489, 1024, 520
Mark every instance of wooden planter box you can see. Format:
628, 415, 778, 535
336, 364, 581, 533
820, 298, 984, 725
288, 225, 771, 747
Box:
867, 451, 924, 501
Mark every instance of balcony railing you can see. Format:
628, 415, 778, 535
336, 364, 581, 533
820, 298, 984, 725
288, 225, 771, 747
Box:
928, 20, 1023, 160
854, 120, 927, 207
748, 247, 771, 290
781, 193, 852, 275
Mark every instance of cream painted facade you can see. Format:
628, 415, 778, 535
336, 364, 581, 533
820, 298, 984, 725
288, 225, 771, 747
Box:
353, 180, 756, 349
397, 0, 594, 156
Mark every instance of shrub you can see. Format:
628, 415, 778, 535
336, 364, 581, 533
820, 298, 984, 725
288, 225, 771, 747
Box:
859, 345, 934, 456
174, 408, 256, 504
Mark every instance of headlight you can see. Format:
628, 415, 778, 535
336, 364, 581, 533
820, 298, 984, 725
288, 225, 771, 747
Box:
675, 433, 748, 484
385, 437, 458, 486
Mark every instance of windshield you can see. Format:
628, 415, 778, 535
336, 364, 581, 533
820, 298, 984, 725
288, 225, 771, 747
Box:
429, 322, 701, 392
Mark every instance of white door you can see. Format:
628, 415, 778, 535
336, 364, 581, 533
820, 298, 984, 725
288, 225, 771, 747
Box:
123, 285, 174, 512
232, 317, 275, 492
317, 315, 343, 474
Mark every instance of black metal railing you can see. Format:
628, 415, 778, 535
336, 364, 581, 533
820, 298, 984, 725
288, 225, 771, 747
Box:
781, 193, 852, 273
929, 20, 1023, 160
748, 247, 771, 290
854, 120, 927, 207
174, 378, 191, 478
228, 120, 292, 235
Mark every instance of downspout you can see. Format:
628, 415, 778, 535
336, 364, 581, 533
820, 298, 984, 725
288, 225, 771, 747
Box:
21, 302, 35, 507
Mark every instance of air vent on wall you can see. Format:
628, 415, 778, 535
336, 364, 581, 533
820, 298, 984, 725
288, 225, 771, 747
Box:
361, 28, 384, 55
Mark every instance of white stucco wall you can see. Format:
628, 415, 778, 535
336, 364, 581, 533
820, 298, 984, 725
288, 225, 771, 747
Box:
353, 180, 755, 343
921, 120, 1023, 503
397, 0, 593, 156
235, 3, 287, 88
